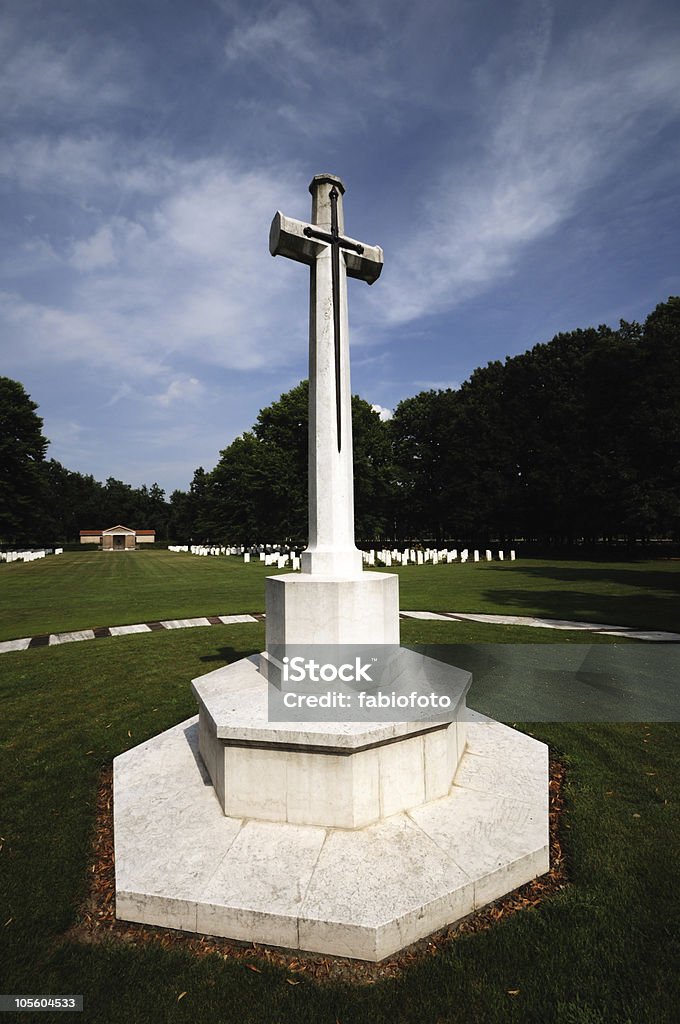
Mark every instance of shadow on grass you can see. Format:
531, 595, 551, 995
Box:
199, 644, 260, 665
493, 563, 680, 591
482, 564, 680, 629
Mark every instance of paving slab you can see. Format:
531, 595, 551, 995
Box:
0, 637, 32, 654
109, 624, 152, 636
49, 629, 96, 645
160, 618, 212, 630
401, 611, 461, 621
448, 613, 541, 626
529, 618, 623, 631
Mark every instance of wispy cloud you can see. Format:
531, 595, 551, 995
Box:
220, 0, 418, 137
378, 6, 680, 325
1, 0, 678, 492
0, 148, 306, 385
152, 376, 205, 407
0, 21, 130, 124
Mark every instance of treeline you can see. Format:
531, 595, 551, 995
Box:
2, 297, 679, 547
0, 378, 174, 544
176, 297, 680, 546
390, 297, 680, 544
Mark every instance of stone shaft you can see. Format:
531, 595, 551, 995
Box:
269, 174, 383, 578
306, 176, 359, 576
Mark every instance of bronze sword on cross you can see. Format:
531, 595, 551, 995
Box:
302, 184, 367, 451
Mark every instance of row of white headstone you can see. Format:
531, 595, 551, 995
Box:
256, 551, 302, 570
169, 544, 303, 571
364, 547, 516, 567
0, 548, 64, 563
169, 544, 516, 570
169, 544, 247, 557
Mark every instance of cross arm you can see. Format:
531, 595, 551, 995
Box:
269, 211, 384, 285
345, 243, 383, 285
269, 212, 322, 266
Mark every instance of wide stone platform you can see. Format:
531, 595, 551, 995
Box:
113, 693, 549, 961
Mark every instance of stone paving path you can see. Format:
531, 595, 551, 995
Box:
1, 611, 678, 656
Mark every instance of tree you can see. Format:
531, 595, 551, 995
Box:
43, 460, 106, 542
388, 303, 680, 545
627, 297, 680, 538
210, 435, 294, 544
390, 389, 460, 540
191, 381, 393, 544
0, 378, 50, 544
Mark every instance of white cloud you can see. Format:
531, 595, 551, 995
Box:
1, 0, 678, 494
0, 291, 164, 376
0, 135, 113, 192
220, 1, 410, 138
70, 225, 117, 271
105, 383, 135, 407
0, 147, 307, 388
153, 377, 205, 407
371, 403, 393, 421
224, 4, 313, 68
0, 33, 129, 122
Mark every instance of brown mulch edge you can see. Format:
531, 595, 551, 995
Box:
64, 755, 568, 985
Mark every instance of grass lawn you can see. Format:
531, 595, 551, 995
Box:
0, 552, 678, 1022
0, 550, 679, 640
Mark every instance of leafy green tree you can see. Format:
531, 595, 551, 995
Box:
43, 460, 106, 542
351, 396, 393, 540
0, 378, 50, 544
101, 477, 137, 526
168, 488, 195, 542
389, 301, 680, 545
210, 434, 294, 544
627, 298, 680, 538
193, 381, 392, 544
390, 389, 460, 540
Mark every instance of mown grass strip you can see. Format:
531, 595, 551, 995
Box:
1, 551, 679, 641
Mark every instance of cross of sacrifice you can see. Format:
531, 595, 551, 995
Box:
269, 174, 383, 578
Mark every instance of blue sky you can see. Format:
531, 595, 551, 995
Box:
2, 0, 679, 494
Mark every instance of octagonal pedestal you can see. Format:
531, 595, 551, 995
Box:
113, 659, 550, 962
192, 653, 470, 828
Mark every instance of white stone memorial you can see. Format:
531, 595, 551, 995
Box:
113, 174, 549, 962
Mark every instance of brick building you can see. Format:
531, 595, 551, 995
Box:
79, 525, 156, 550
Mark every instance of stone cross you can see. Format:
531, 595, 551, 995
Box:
270, 174, 383, 577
